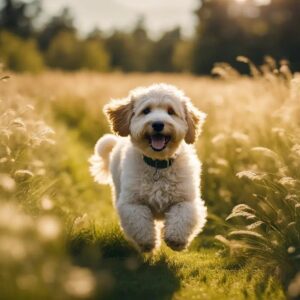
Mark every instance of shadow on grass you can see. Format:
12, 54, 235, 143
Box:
68, 226, 180, 300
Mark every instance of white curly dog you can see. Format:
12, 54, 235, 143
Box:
90, 84, 207, 252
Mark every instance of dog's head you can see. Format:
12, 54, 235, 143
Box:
104, 84, 206, 159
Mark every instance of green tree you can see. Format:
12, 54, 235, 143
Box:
192, 0, 300, 74
105, 31, 135, 71
260, 0, 300, 71
79, 40, 110, 72
130, 17, 152, 71
193, 0, 248, 74
105, 17, 154, 72
46, 31, 80, 70
0, 0, 41, 38
0, 31, 44, 72
38, 7, 75, 51
172, 40, 193, 72
148, 28, 181, 72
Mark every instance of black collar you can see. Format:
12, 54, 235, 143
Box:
143, 155, 174, 169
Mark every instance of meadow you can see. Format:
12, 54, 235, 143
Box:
0, 60, 299, 299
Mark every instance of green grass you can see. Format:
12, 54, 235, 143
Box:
0, 70, 294, 299
60, 123, 284, 300
68, 224, 285, 300
50, 115, 285, 300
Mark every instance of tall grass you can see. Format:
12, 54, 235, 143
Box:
0, 64, 298, 298
0, 78, 99, 299
213, 60, 300, 297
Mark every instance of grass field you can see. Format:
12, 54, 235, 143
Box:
1, 64, 299, 299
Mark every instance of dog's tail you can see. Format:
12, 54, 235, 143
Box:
89, 134, 118, 184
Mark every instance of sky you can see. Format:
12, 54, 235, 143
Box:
42, 0, 199, 38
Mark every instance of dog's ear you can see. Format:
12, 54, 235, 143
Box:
103, 97, 134, 136
184, 101, 206, 144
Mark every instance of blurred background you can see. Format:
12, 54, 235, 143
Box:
0, 0, 300, 74
2, 1, 300, 299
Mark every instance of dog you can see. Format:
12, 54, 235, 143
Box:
89, 83, 207, 252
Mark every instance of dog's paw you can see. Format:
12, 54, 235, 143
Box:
138, 243, 155, 253
165, 239, 187, 251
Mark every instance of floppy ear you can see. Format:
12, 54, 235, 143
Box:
103, 97, 134, 136
184, 101, 206, 144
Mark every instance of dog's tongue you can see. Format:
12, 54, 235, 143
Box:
151, 135, 166, 150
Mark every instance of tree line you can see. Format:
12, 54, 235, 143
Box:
0, 0, 300, 74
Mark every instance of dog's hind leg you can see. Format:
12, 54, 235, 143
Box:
116, 202, 157, 252
163, 201, 207, 251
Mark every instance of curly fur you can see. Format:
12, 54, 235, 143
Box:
90, 83, 207, 252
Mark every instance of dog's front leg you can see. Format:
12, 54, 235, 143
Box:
164, 201, 206, 251
117, 201, 157, 252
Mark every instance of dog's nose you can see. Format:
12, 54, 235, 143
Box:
152, 122, 164, 132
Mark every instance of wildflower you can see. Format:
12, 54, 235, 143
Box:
12, 118, 26, 128
228, 230, 266, 240
236, 56, 250, 64
247, 221, 264, 230
29, 122, 56, 147
211, 133, 226, 145
226, 204, 256, 221
236, 170, 266, 181
232, 131, 250, 144
251, 147, 280, 161
14, 169, 34, 180
278, 177, 297, 188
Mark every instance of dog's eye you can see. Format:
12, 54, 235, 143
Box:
142, 107, 151, 115
167, 107, 175, 116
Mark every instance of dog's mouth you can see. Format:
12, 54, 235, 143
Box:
147, 134, 171, 151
